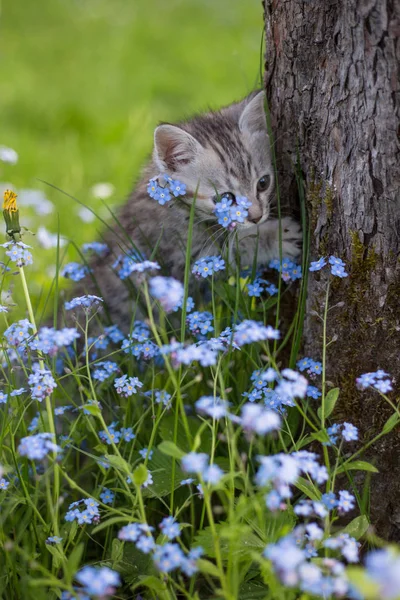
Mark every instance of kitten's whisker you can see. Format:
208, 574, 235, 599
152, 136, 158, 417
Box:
199, 227, 227, 257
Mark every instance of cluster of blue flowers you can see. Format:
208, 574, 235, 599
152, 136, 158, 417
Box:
4, 319, 34, 348
160, 322, 282, 370
99, 423, 135, 445
61, 262, 91, 282
243, 368, 280, 406
74, 566, 121, 597
192, 255, 225, 278
186, 310, 214, 336
213, 194, 252, 228
118, 520, 203, 576
114, 374, 143, 397
309, 255, 349, 278
81, 242, 109, 256
121, 322, 159, 361
2, 199, 399, 600
233, 320, 280, 347
247, 277, 278, 297
27, 363, 57, 400
17, 432, 60, 461
269, 257, 303, 282
356, 369, 393, 393
181, 452, 224, 484
147, 174, 187, 205
297, 357, 323, 376
265, 529, 354, 597
325, 422, 359, 445
64, 295, 103, 312
153, 389, 172, 407
364, 549, 400, 599
194, 392, 282, 435
4, 321, 81, 361
258, 449, 360, 597
172, 295, 194, 313
92, 360, 119, 381
149, 275, 184, 312
65, 498, 100, 525
256, 451, 329, 511
33, 326, 80, 355
1, 241, 33, 266
112, 251, 160, 280
195, 395, 230, 419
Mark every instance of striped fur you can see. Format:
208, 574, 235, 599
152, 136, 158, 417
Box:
74, 91, 301, 329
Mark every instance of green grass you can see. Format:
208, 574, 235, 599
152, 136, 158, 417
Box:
0, 0, 262, 307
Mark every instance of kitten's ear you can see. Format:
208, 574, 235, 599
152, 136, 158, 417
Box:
239, 92, 267, 135
153, 124, 202, 172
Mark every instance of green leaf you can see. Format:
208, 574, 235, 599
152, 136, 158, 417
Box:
94, 443, 108, 454
29, 578, 64, 588
295, 434, 314, 450
104, 454, 131, 475
133, 464, 148, 486
45, 544, 63, 569
196, 558, 221, 578
141, 449, 185, 499
382, 412, 400, 434
158, 440, 185, 460
310, 430, 330, 444
81, 403, 102, 417
67, 520, 78, 543
66, 542, 84, 580
119, 544, 155, 585
347, 566, 380, 598
344, 515, 370, 539
295, 477, 321, 501
194, 524, 264, 561
92, 516, 132, 535
131, 575, 166, 592
336, 460, 379, 474
111, 538, 124, 565
317, 388, 339, 419
239, 580, 269, 599
159, 415, 212, 453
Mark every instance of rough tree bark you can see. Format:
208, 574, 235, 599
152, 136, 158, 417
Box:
263, 0, 400, 539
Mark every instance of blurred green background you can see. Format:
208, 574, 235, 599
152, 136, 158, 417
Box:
0, 0, 262, 313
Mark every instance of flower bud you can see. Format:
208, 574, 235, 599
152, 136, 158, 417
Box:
3, 190, 21, 239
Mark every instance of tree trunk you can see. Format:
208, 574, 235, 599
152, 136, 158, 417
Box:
263, 0, 400, 539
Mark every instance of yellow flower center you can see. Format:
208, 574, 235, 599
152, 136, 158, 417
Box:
3, 190, 18, 212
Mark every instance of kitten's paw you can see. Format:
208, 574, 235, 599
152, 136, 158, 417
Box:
278, 217, 302, 259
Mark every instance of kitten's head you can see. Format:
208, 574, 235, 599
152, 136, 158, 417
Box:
152, 91, 274, 229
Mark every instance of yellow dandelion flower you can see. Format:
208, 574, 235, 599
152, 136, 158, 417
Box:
3, 190, 18, 212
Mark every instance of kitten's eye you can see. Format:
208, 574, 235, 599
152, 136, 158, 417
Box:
257, 175, 271, 193
220, 192, 235, 202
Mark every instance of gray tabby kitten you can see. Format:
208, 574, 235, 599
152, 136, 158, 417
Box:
79, 91, 301, 327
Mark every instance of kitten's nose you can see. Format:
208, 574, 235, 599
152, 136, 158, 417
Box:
248, 205, 263, 224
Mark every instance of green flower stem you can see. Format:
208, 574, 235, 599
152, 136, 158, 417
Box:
83, 316, 136, 501
18, 264, 60, 536
320, 280, 332, 483
141, 282, 192, 512
58, 466, 130, 517
320, 280, 330, 430
202, 480, 230, 599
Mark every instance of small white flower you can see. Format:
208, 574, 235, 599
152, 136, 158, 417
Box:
37, 226, 66, 250
77, 206, 95, 223
90, 182, 115, 199
0, 146, 18, 165
18, 189, 54, 215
